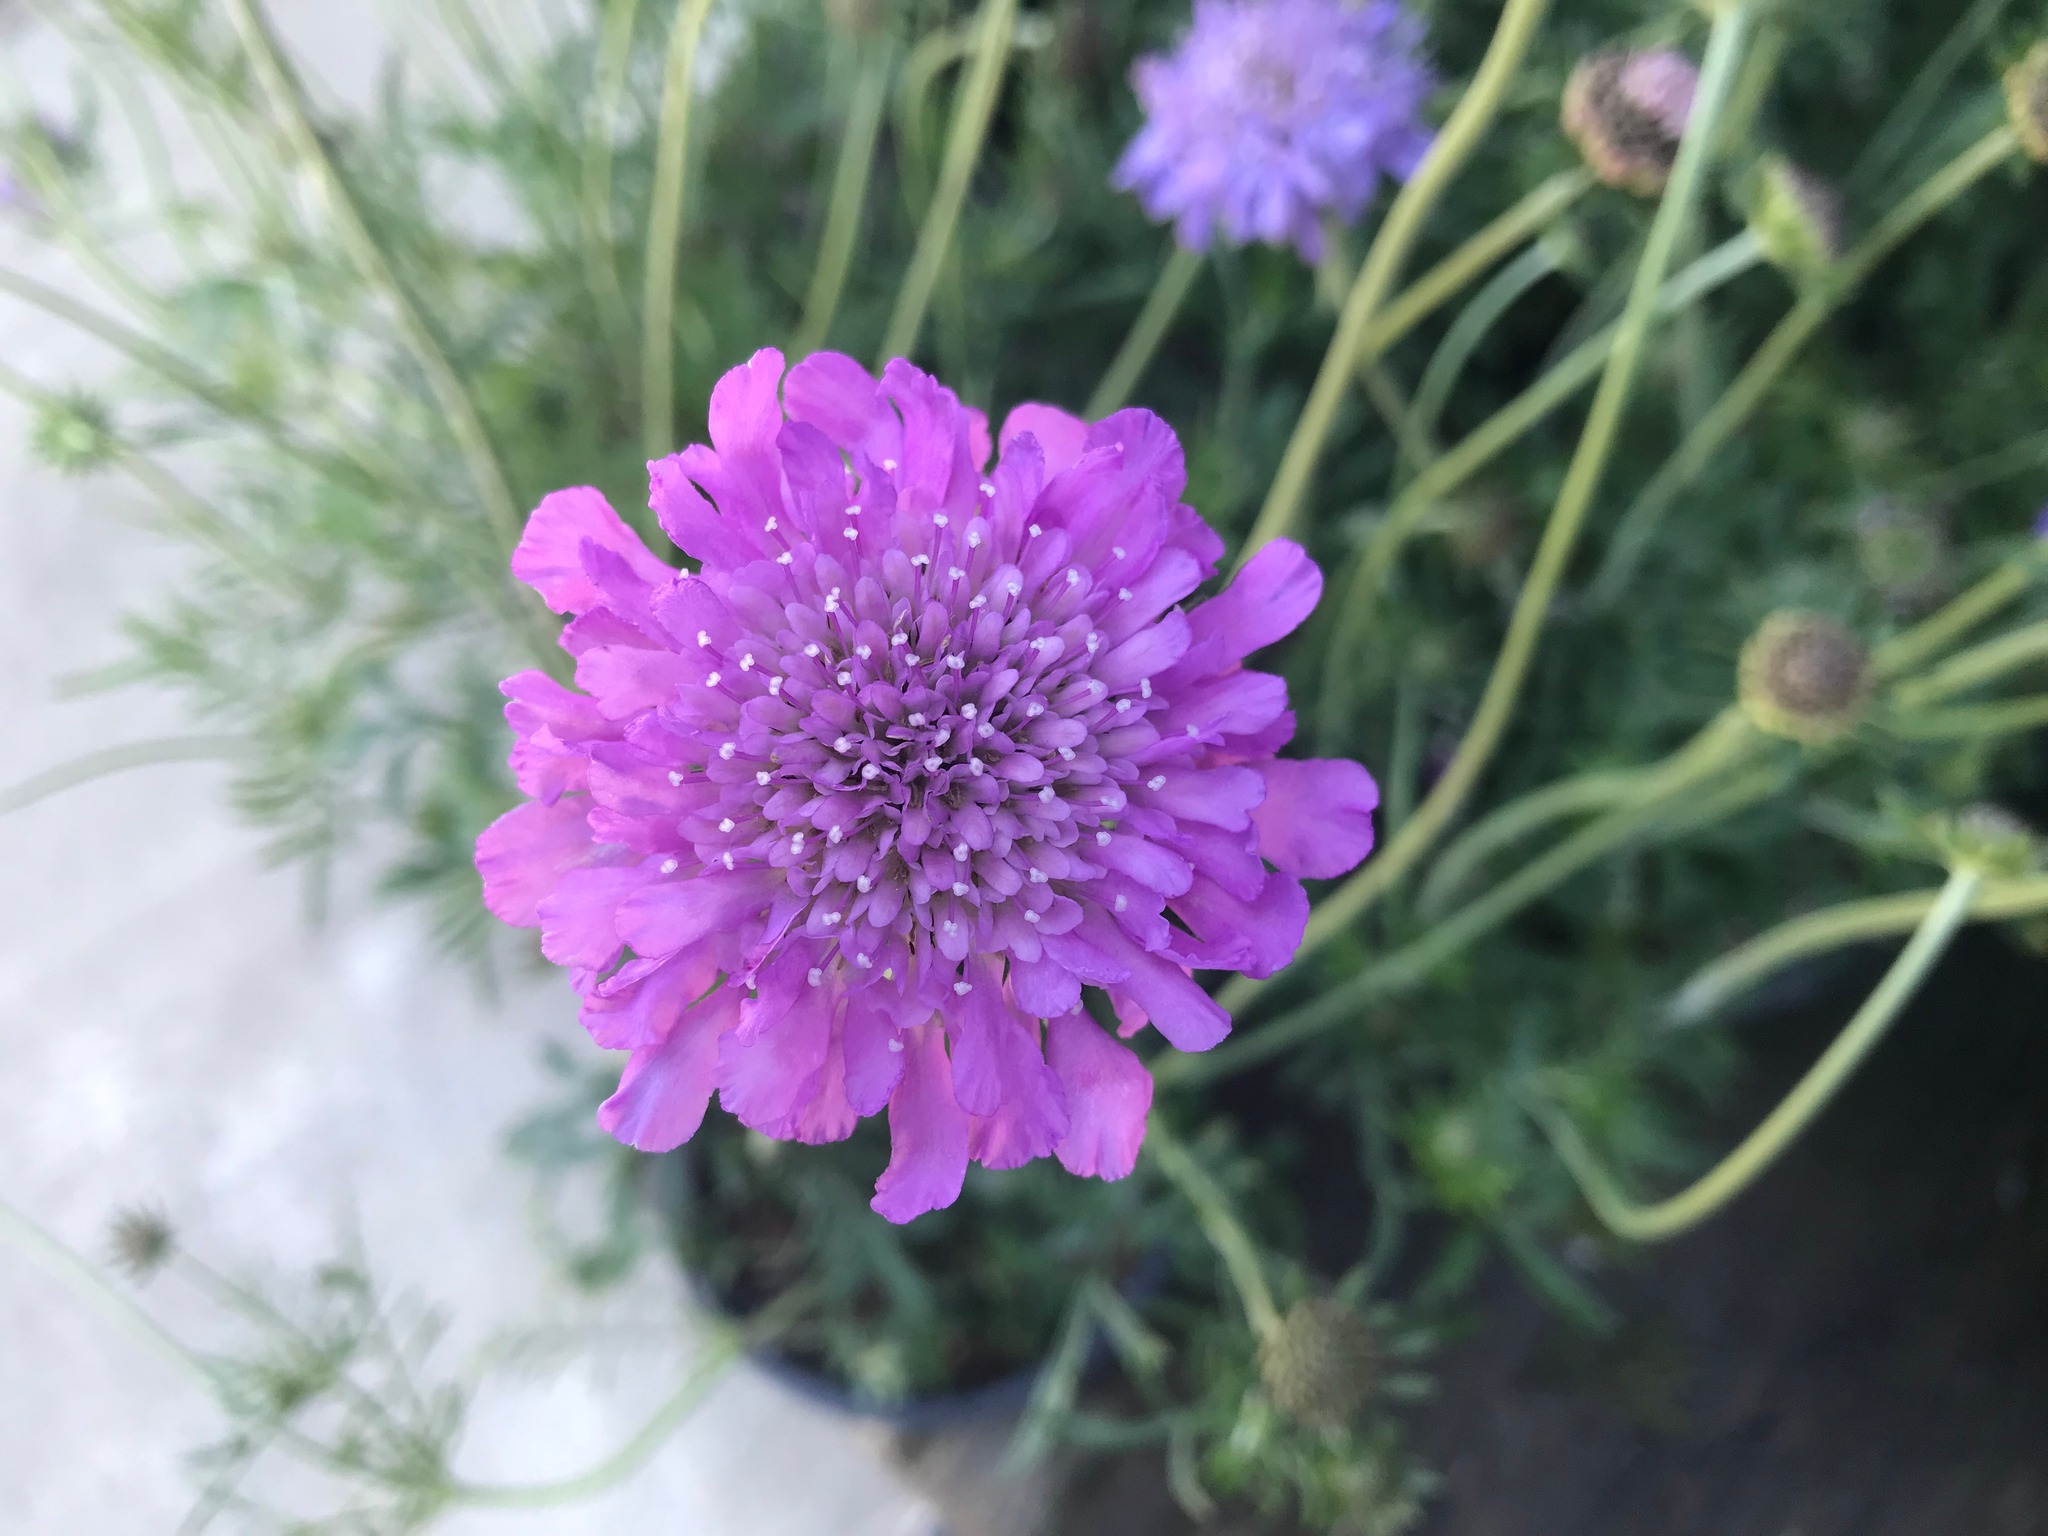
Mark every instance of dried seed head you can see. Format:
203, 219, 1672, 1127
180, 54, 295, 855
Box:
2005, 42, 2048, 164
1258, 1296, 1380, 1429
1562, 49, 1698, 196
1749, 155, 1844, 280
107, 1207, 176, 1282
1737, 612, 1870, 744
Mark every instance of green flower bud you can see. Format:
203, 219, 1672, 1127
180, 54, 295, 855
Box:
1854, 497, 1949, 615
1737, 612, 1870, 745
1928, 804, 2038, 880
108, 1207, 177, 1282
1748, 155, 1843, 281
31, 392, 118, 476
1258, 1297, 1379, 1429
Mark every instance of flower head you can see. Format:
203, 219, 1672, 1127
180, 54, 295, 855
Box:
1562, 48, 1698, 196
1737, 611, 1869, 745
2006, 41, 2048, 164
1259, 1296, 1379, 1428
477, 350, 1378, 1221
1112, 0, 1434, 261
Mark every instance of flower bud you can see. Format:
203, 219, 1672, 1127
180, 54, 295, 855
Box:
1258, 1296, 1379, 1429
108, 1207, 177, 1282
31, 392, 118, 476
1854, 497, 1949, 615
2006, 41, 2048, 164
1928, 804, 2038, 879
1562, 48, 1698, 196
1748, 155, 1843, 281
1737, 611, 1870, 744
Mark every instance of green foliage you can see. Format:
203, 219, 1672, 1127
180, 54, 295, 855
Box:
9, 0, 2048, 1527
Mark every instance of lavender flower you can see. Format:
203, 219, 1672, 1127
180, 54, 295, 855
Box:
1112, 0, 1434, 261
2034, 503, 2048, 541
476, 350, 1379, 1222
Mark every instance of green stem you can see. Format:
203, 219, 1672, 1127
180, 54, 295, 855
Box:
1890, 693, 2048, 740
1323, 229, 1764, 702
793, 33, 898, 359
1186, 717, 1770, 1085
1587, 123, 2023, 606
449, 1287, 811, 1508
1404, 237, 1563, 478
579, 0, 644, 359
878, 0, 1017, 366
1873, 553, 2043, 681
0, 1197, 213, 1385
1532, 868, 1983, 1242
223, 0, 525, 562
1416, 765, 1650, 917
1892, 618, 2048, 707
1145, 1122, 1280, 1339
1847, 0, 2015, 194
0, 735, 250, 818
1672, 874, 2048, 1026
640, 0, 719, 458
1084, 242, 1204, 420
1240, 0, 1556, 562
1270, 8, 1756, 985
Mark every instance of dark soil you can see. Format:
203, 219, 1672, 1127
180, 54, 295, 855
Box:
1407, 929, 2048, 1536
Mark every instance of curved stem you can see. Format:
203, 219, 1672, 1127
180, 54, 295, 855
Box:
640, 0, 719, 458
1403, 236, 1562, 478
223, 0, 524, 561
1587, 123, 2023, 606
1275, 9, 1756, 981
1321, 230, 1764, 710
793, 32, 899, 359
878, 0, 1017, 367
1085, 243, 1204, 420
1847, 0, 2015, 195
1891, 619, 2048, 707
1671, 873, 2048, 1027
0, 1197, 213, 1386
1873, 553, 2044, 681
0, 736, 250, 818
1416, 765, 1650, 917
1240, 0, 1555, 562
579, 0, 644, 358
1533, 868, 1983, 1242
1144, 1121, 1280, 1340
1185, 717, 1770, 1086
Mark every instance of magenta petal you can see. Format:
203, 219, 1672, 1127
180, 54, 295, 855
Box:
999, 403, 1090, 476
1047, 1012, 1153, 1180
717, 958, 833, 1132
537, 863, 652, 970
1169, 870, 1308, 978
476, 799, 593, 926
840, 991, 907, 1116
1185, 538, 1323, 664
1096, 922, 1232, 1050
580, 949, 720, 1050
1252, 757, 1380, 879
512, 487, 670, 615
871, 1023, 971, 1223
598, 987, 741, 1152
615, 868, 779, 957
1009, 954, 1083, 1018
783, 350, 888, 447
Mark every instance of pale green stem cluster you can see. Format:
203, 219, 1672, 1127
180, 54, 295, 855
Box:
1240, 0, 1557, 561
793, 33, 900, 359
878, 0, 1018, 367
1531, 868, 1984, 1242
641, 0, 719, 458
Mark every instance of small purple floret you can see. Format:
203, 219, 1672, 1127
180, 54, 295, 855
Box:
1111, 0, 1434, 261
477, 350, 1379, 1221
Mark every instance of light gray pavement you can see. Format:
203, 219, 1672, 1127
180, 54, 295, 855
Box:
0, 5, 934, 1531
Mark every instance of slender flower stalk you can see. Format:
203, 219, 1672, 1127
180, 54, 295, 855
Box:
1532, 866, 1984, 1241
1415, 765, 1651, 917
1589, 122, 2026, 605
793, 33, 899, 358
879, 0, 1018, 366
1240, 0, 1554, 562
1146, 1121, 1281, 1339
221, 0, 524, 562
1872, 550, 2047, 681
579, 0, 645, 356
1258, 8, 1758, 989
1085, 244, 1205, 421
1891, 694, 2048, 740
1890, 618, 2048, 707
641, 0, 719, 457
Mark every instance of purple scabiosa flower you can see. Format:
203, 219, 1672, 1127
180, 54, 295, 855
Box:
1562, 47, 1698, 196
1111, 0, 1434, 261
2034, 503, 2048, 541
476, 349, 1379, 1222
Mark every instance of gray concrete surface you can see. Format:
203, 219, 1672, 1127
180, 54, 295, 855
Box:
0, 6, 934, 1531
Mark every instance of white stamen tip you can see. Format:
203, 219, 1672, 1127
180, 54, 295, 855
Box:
776, 552, 794, 565
1028, 524, 1043, 537
1115, 894, 1128, 912
706, 672, 722, 687
1112, 546, 1126, 559
1038, 786, 1056, 803
856, 875, 872, 893
718, 817, 736, 833
1147, 775, 1167, 791
757, 770, 772, 785
843, 526, 860, 540
805, 642, 821, 657
953, 980, 973, 995
953, 844, 969, 861
1096, 830, 1111, 845
925, 756, 944, 772
887, 1037, 903, 1051
660, 858, 679, 874
722, 851, 735, 869
696, 630, 711, 647
808, 967, 824, 986
1118, 588, 1132, 601
980, 481, 995, 497
951, 881, 970, 897
1025, 909, 1041, 922
668, 771, 685, 785
838, 672, 853, 686
740, 653, 754, 670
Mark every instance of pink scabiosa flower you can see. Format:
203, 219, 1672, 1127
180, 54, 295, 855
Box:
1112, 0, 1434, 262
476, 350, 1379, 1222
